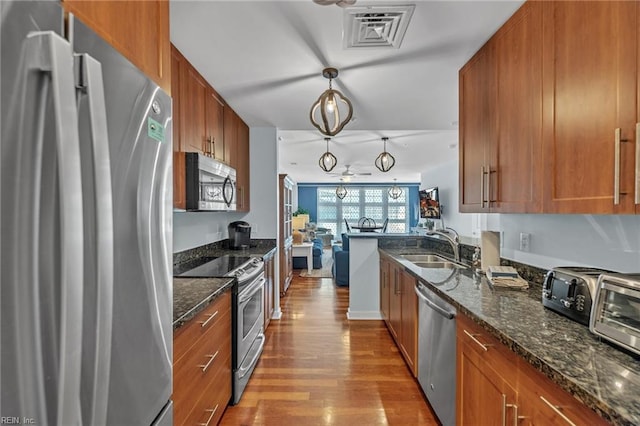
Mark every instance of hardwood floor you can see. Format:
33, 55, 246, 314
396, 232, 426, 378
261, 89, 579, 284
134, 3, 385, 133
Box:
219, 275, 439, 425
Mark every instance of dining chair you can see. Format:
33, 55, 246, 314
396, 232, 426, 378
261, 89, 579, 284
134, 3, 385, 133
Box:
344, 218, 351, 232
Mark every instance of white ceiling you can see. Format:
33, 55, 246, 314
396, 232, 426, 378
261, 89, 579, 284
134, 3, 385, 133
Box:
170, 0, 524, 184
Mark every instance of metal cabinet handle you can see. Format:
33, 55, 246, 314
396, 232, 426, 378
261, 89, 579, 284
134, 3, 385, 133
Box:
198, 350, 219, 372
635, 123, 639, 204
480, 166, 486, 208
539, 395, 577, 426
489, 169, 497, 203
199, 310, 219, 328
614, 128, 629, 205
197, 404, 219, 426
506, 403, 518, 426
463, 329, 491, 351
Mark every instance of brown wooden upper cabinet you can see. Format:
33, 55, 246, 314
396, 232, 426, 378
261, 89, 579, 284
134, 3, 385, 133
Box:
460, 1, 542, 213
541, 1, 638, 214
171, 44, 251, 210
459, 1, 639, 214
62, 0, 171, 94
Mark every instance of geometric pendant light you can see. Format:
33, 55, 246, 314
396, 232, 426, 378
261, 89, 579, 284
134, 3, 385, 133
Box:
318, 137, 338, 172
309, 67, 353, 137
375, 137, 396, 172
336, 181, 348, 199
388, 179, 403, 199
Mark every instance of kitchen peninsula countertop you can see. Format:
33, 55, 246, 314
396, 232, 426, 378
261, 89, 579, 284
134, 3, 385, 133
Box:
380, 247, 640, 426
173, 277, 235, 329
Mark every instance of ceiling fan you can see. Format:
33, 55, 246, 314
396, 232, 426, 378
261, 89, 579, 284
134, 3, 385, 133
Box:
312, 0, 356, 7
329, 164, 371, 179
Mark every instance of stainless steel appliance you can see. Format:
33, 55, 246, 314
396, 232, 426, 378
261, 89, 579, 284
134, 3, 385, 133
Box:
415, 282, 456, 426
1, 2, 172, 425
590, 273, 640, 356
542, 267, 612, 326
178, 255, 265, 404
186, 152, 237, 211
229, 220, 252, 249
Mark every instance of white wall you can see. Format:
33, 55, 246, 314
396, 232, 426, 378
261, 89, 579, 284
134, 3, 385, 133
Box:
173, 127, 279, 253
421, 164, 640, 272
420, 159, 474, 237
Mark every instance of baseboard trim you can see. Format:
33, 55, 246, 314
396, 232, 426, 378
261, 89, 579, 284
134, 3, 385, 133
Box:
346, 309, 383, 320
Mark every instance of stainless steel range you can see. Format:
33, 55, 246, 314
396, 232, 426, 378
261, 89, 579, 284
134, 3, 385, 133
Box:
178, 255, 265, 404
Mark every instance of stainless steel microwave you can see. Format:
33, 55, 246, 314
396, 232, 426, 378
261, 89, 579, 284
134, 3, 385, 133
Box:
590, 273, 640, 355
185, 153, 236, 211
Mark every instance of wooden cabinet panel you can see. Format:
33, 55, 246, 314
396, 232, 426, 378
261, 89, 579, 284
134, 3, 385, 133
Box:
224, 107, 238, 169
493, 1, 543, 213
173, 290, 232, 426
205, 89, 225, 161
541, 1, 637, 214
379, 258, 390, 322
399, 270, 417, 376
181, 62, 208, 154
63, 0, 171, 93
459, 42, 495, 213
388, 262, 402, 341
236, 119, 251, 212
457, 314, 518, 426
171, 46, 186, 210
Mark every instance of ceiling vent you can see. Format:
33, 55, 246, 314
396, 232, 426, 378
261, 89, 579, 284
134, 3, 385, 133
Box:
343, 5, 415, 49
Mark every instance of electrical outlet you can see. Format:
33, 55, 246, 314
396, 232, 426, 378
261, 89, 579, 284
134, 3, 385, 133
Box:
500, 231, 504, 248
519, 232, 531, 252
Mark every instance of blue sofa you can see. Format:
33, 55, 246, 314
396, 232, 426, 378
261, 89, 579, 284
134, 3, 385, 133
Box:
292, 238, 323, 269
331, 233, 349, 286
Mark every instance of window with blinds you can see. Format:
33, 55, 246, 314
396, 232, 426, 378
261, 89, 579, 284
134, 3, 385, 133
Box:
317, 186, 409, 236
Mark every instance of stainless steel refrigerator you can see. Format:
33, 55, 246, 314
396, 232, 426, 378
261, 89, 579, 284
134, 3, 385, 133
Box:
1, 1, 173, 425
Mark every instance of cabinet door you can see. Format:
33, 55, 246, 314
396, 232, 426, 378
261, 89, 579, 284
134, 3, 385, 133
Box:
171, 46, 186, 209
236, 119, 250, 211
379, 259, 390, 322
542, 1, 637, 213
399, 270, 417, 376
492, 1, 543, 213
181, 61, 207, 154
224, 107, 238, 168
205, 89, 225, 161
62, 0, 171, 93
459, 42, 496, 213
388, 263, 402, 341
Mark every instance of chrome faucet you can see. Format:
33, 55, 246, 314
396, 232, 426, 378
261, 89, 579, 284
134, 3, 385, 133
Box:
426, 227, 460, 262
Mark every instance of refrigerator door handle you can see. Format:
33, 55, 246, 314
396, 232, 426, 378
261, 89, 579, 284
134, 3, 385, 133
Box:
74, 52, 115, 426
21, 31, 85, 425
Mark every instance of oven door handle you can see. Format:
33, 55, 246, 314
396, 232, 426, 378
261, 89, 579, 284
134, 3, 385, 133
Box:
238, 333, 265, 379
239, 276, 266, 304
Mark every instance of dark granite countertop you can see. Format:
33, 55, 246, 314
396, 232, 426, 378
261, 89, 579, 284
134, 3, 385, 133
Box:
173, 277, 235, 329
380, 247, 640, 426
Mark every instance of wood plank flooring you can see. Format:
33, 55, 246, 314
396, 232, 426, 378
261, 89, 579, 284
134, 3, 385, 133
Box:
219, 275, 439, 425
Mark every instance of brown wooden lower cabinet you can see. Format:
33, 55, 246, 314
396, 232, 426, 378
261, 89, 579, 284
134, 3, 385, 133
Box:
456, 313, 607, 426
173, 290, 232, 426
380, 255, 417, 376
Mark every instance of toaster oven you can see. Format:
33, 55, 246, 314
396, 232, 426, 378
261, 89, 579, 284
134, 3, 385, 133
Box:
590, 273, 640, 356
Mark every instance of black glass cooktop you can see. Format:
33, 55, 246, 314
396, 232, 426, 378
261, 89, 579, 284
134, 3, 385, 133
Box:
175, 255, 253, 278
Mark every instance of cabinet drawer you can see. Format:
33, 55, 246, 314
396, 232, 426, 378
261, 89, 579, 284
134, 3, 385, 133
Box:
174, 291, 231, 362
181, 351, 232, 426
457, 314, 518, 382
517, 359, 607, 426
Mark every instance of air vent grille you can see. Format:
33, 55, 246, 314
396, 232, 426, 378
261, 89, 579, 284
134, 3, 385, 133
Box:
343, 5, 415, 49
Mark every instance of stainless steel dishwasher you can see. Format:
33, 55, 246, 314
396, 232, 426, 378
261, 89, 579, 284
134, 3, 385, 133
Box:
415, 282, 457, 426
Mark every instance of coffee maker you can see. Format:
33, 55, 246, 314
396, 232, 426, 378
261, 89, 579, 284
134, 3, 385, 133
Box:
228, 221, 251, 249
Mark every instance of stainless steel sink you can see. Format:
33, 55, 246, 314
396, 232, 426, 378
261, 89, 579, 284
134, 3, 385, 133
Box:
412, 261, 466, 269
401, 254, 450, 263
